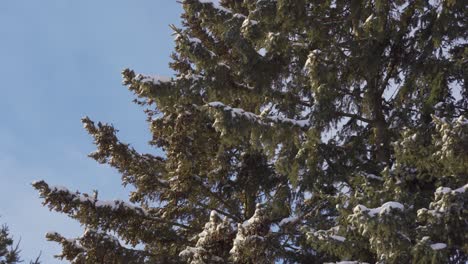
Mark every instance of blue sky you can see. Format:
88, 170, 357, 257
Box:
0, 1, 181, 262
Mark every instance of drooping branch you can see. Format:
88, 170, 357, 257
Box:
81, 117, 168, 202
32, 180, 191, 246
46, 229, 150, 264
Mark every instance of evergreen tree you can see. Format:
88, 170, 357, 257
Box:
33, 0, 466, 263
0, 223, 21, 264
0, 220, 41, 264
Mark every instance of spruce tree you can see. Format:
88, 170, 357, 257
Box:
0, 223, 21, 264
0, 220, 41, 264
33, 0, 466, 263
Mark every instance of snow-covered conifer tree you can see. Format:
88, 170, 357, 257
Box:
34, 0, 466, 263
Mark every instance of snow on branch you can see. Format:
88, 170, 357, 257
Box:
230, 204, 270, 262
360, 172, 384, 181
430, 243, 447, 250
207, 101, 310, 128
307, 226, 346, 244
122, 68, 175, 105
353, 201, 404, 217
324, 261, 370, 264
278, 216, 300, 227
417, 183, 467, 219
32, 180, 147, 216
197, 0, 231, 13
135, 73, 171, 85
179, 210, 232, 263
435, 183, 468, 195
417, 237, 448, 253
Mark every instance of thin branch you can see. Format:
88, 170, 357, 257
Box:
335, 111, 373, 123
194, 201, 241, 222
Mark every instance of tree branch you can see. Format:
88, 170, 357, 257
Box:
335, 111, 373, 123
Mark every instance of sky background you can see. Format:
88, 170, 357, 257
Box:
0, 1, 181, 262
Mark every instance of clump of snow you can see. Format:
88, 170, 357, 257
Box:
229, 223, 246, 255
135, 74, 171, 85
435, 187, 452, 194
454, 184, 468, 193
188, 36, 201, 43
324, 260, 368, 264
218, 62, 230, 69
230, 204, 268, 260
198, 0, 231, 13
310, 49, 321, 55
364, 14, 375, 24
95, 200, 136, 210
362, 173, 383, 181
435, 183, 468, 195
330, 235, 346, 242
304, 50, 321, 68
257, 48, 267, 56
353, 201, 404, 217
208, 101, 310, 128
430, 243, 447, 250
241, 19, 249, 28
455, 115, 468, 125
279, 216, 299, 226
434, 102, 444, 108
207, 101, 227, 108
46, 231, 60, 237
233, 13, 246, 19
241, 18, 258, 28
308, 226, 346, 243
179, 246, 205, 259
180, 209, 231, 263
268, 115, 310, 128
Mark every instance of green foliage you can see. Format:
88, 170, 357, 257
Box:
34, 0, 466, 263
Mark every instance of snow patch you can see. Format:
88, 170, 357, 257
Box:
198, 0, 231, 13
330, 235, 346, 242
136, 74, 171, 85
363, 173, 383, 181
50, 185, 70, 192
208, 101, 310, 128
364, 14, 375, 24
353, 201, 404, 217
304, 191, 313, 200
430, 243, 447, 250
304, 49, 321, 68
324, 260, 368, 264
233, 13, 246, 19
188, 36, 201, 43
454, 184, 468, 193
46, 231, 60, 237
435, 187, 452, 194
435, 183, 468, 195
258, 48, 267, 56
279, 216, 299, 226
